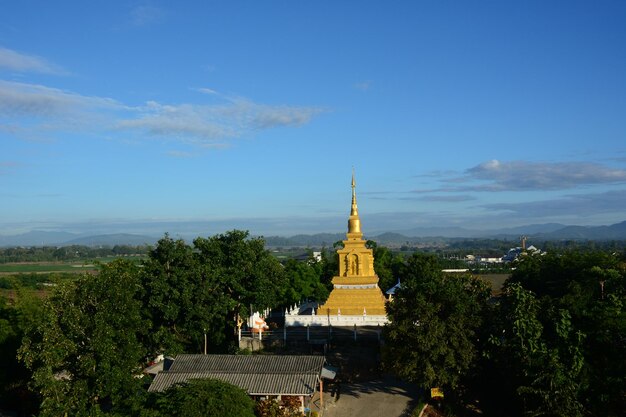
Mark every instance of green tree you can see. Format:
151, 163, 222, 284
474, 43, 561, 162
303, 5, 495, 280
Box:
148, 378, 255, 417
142, 231, 287, 355
0, 289, 44, 414
282, 259, 329, 306
141, 234, 231, 355
194, 230, 286, 318
384, 253, 490, 392
19, 260, 148, 416
480, 283, 585, 417
372, 244, 404, 293
318, 246, 338, 291
506, 250, 626, 416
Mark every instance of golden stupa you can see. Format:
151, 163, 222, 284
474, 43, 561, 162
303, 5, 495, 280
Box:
317, 173, 388, 316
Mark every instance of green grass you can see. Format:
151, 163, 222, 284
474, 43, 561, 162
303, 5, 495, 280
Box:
0, 271, 80, 291
0, 256, 146, 275
0, 263, 96, 273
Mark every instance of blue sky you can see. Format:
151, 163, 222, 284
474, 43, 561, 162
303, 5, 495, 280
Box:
1, 1, 626, 237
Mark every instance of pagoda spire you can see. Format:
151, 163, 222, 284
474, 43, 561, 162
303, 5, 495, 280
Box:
351, 169, 358, 216
347, 169, 362, 236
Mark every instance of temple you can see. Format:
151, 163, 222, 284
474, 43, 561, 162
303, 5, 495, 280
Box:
316, 173, 388, 316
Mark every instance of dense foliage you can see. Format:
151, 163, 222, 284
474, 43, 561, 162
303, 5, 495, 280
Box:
143, 231, 288, 354
384, 253, 491, 390
282, 259, 329, 306
495, 251, 626, 416
385, 249, 626, 417
0, 289, 44, 415
19, 260, 148, 416
1, 234, 624, 416
2, 230, 326, 415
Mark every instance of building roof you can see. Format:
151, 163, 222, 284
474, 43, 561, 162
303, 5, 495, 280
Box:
148, 354, 325, 396
386, 279, 401, 295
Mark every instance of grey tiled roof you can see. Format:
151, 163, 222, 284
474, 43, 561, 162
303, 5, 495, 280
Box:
148, 354, 325, 396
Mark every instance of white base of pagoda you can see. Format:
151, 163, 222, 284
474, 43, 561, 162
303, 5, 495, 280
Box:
285, 314, 388, 327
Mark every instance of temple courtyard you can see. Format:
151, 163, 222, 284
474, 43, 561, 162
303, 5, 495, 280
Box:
311, 376, 420, 417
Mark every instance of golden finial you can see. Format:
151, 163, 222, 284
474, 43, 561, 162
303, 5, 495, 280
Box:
351, 169, 358, 215
348, 169, 361, 234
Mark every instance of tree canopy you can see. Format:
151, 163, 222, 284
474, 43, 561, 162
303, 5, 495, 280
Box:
384, 253, 491, 390
497, 250, 626, 416
19, 259, 148, 416
142, 231, 288, 355
5, 234, 624, 417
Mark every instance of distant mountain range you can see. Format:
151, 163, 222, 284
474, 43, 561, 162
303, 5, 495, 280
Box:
0, 232, 158, 248
1, 221, 625, 248
263, 221, 626, 247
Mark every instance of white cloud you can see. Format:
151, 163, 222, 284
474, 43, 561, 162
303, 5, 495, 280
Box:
0, 80, 122, 118
0, 47, 66, 75
0, 80, 323, 146
481, 189, 626, 218
466, 160, 626, 190
248, 102, 322, 129
196, 87, 219, 95
416, 160, 626, 193
117, 99, 323, 145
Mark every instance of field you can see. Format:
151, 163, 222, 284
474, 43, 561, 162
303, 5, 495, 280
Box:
0, 256, 145, 275
0, 262, 98, 275
0, 257, 146, 297
475, 274, 509, 295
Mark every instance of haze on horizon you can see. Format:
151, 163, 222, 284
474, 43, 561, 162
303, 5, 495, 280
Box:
1, 1, 626, 237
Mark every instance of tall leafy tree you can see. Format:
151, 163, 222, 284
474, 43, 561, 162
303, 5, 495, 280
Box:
282, 259, 329, 306
506, 250, 626, 416
19, 260, 148, 416
141, 234, 232, 355
0, 289, 44, 414
142, 231, 287, 355
384, 253, 490, 391
194, 230, 286, 323
317, 246, 338, 292
481, 283, 585, 417
370, 242, 404, 292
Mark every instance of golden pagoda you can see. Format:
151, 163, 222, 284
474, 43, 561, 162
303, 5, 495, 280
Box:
317, 173, 388, 316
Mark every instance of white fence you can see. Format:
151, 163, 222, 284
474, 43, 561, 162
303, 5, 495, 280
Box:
285, 314, 388, 327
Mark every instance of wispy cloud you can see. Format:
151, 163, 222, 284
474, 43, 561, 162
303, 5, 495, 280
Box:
0, 80, 324, 146
0, 80, 127, 140
354, 80, 372, 91
413, 195, 476, 202
0, 47, 67, 75
416, 160, 626, 193
481, 189, 626, 218
117, 101, 237, 144
129, 5, 165, 27
166, 150, 198, 158
117, 98, 323, 145
196, 87, 219, 96
0, 161, 19, 174
467, 160, 626, 190
0, 80, 123, 117
368, 193, 475, 203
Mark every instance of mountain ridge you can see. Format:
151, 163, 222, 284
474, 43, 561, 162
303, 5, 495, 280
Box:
1, 221, 625, 247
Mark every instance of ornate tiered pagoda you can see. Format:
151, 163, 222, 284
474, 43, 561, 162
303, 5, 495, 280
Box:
317, 174, 387, 316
